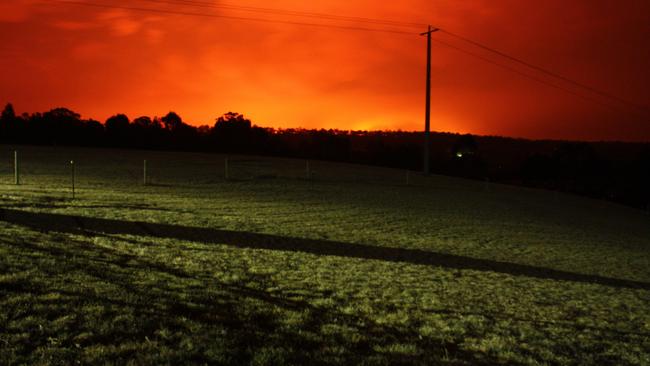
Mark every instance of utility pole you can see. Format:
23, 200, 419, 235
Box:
421, 25, 439, 175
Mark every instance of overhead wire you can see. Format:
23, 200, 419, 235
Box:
431, 38, 629, 113
440, 29, 649, 114
136, 0, 427, 29
132, 1, 648, 117
139, 0, 646, 112
40, 0, 648, 119
43, 0, 415, 35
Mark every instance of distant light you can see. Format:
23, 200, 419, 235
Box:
456, 152, 463, 158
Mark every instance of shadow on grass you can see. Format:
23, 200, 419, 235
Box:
0, 231, 490, 365
1, 208, 649, 291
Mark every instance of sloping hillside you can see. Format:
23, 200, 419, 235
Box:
1, 145, 649, 365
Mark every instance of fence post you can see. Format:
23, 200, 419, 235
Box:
14, 150, 19, 185
405, 170, 410, 186
224, 157, 229, 180
305, 160, 311, 180
143, 159, 147, 186
70, 160, 75, 199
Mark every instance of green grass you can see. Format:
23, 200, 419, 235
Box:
0, 144, 649, 365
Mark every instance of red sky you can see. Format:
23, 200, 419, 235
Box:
0, 0, 649, 141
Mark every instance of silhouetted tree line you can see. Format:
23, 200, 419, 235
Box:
1, 103, 649, 209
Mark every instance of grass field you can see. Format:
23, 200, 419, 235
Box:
1, 144, 649, 365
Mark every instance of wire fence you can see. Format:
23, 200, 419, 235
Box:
0, 145, 449, 193
3, 145, 642, 218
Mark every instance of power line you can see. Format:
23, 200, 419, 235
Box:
40, 0, 648, 119
440, 29, 649, 114
431, 38, 630, 114
137, 0, 647, 115
43, 0, 416, 35
136, 0, 427, 29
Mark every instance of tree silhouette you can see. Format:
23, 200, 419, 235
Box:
1, 103, 16, 121
161, 112, 183, 132
106, 114, 130, 130
1, 103, 648, 209
83, 119, 105, 146
39, 108, 83, 145
160, 111, 198, 149
211, 112, 254, 153
130, 116, 165, 148
133, 116, 153, 129
214, 112, 252, 134
105, 114, 131, 147
0, 103, 19, 142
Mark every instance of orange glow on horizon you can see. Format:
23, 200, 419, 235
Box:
0, 0, 649, 141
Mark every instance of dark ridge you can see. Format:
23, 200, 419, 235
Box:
1, 104, 649, 209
